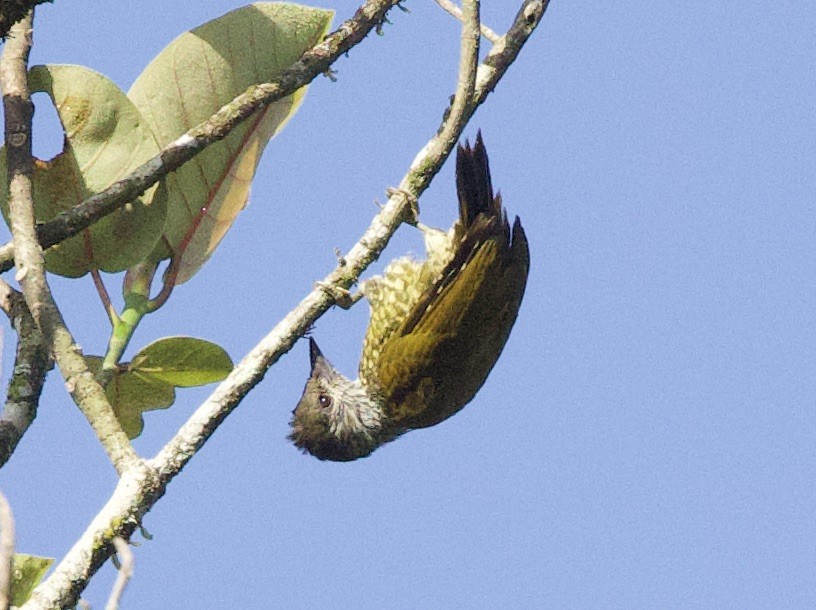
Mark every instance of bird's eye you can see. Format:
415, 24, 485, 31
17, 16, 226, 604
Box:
318, 394, 332, 409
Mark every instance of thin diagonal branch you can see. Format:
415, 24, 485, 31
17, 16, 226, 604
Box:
0, 0, 405, 275
446, 0, 480, 141
401, 0, 548, 197
434, 0, 500, 43
104, 538, 133, 610
1, 12, 140, 475
0, 279, 50, 469
23, 2, 550, 608
409, 0, 480, 189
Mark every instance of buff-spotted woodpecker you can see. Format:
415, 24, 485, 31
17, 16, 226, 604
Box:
289, 133, 530, 461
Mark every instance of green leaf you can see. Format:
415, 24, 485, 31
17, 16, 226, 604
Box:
127, 3, 333, 284
86, 356, 176, 439
86, 338, 230, 438
0, 64, 167, 277
108, 371, 176, 439
10, 553, 54, 606
130, 337, 233, 387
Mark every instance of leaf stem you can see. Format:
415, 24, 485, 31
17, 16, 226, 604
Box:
90, 268, 120, 326
100, 299, 150, 381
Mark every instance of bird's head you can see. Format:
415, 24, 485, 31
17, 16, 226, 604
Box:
289, 338, 384, 461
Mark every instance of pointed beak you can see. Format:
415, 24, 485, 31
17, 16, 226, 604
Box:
309, 337, 323, 370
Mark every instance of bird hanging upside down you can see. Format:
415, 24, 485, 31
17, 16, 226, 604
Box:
289, 132, 530, 461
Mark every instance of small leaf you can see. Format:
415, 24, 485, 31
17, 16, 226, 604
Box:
127, 3, 334, 284
10, 553, 54, 606
0, 65, 167, 277
86, 356, 176, 439
130, 337, 233, 387
86, 338, 230, 439
108, 372, 176, 439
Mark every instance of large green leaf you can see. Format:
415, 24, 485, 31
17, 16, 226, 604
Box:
128, 3, 333, 284
0, 65, 167, 277
10, 553, 54, 606
130, 336, 233, 387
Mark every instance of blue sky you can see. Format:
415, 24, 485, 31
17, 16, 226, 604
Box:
3, 1, 816, 607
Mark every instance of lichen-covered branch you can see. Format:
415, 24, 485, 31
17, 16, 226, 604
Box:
25, 468, 162, 610
0, 279, 50, 469
0, 0, 50, 40
0, 13, 140, 475
0, 0, 405, 275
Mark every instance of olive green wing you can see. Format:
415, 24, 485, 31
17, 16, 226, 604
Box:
375, 217, 529, 429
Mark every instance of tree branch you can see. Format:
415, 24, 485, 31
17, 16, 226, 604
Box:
443, 0, 480, 142
0, 279, 50, 469
104, 539, 133, 610
0, 12, 140, 475
0, 0, 50, 40
0, 0, 406, 275
434, 0, 500, 44
22, 2, 549, 608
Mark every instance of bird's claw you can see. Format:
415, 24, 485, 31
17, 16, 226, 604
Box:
315, 281, 363, 310
386, 187, 419, 225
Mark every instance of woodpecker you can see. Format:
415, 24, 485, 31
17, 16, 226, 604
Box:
290, 133, 530, 461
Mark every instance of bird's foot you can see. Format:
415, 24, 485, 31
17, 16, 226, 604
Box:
386, 187, 420, 225
315, 281, 364, 310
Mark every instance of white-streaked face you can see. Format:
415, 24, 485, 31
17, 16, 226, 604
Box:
288, 338, 384, 461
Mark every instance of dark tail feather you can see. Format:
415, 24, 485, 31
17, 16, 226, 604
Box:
456, 131, 501, 227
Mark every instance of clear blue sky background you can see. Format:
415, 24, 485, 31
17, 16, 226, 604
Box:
3, 1, 815, 607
